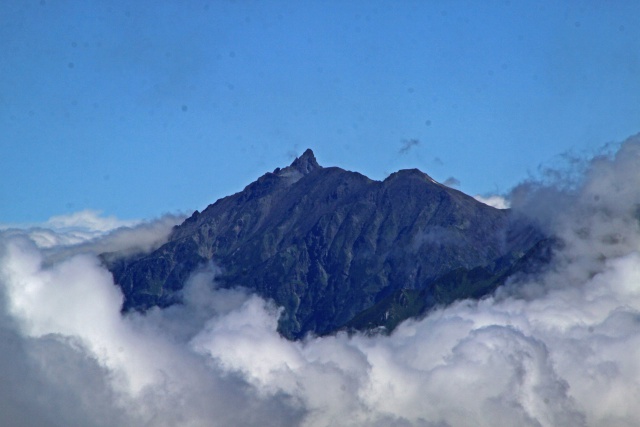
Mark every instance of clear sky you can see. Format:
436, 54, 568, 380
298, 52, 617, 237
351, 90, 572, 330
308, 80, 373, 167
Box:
2, 0, 639, 224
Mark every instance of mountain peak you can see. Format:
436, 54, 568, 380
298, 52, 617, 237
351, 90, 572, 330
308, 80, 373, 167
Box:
290, 148, 321, 174
109, 149, 545, 339
385, 168, 440, 185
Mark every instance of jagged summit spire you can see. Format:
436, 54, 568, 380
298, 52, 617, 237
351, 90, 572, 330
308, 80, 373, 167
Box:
290, 148, 321, 174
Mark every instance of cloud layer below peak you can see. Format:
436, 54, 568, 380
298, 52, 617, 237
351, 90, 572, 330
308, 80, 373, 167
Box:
2, 135, 640, 426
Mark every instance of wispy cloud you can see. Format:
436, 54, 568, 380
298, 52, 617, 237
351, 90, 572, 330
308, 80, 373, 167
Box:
443, 176, 460, 188
474, 194, 510, 209
1, 210, 184, 259
399, 138, 420, 154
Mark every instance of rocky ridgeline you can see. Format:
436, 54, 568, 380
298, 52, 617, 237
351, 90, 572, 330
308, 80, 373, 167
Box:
106, 149, 545, 339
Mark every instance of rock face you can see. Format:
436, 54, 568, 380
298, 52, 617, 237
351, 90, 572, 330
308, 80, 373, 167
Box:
107, 149, 544, 339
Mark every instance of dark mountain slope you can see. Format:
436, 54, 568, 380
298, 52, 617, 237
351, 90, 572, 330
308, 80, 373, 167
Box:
107, 149, 543, 339
344, 237, 558, 334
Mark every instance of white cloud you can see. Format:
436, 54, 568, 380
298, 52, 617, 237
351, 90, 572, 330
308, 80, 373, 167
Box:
1, 134, 640, 426
1, 210, 139, 247
0, 238, 300, 426
45, 210, 139, 234
0, 211, 183, 261
474, 194, 510, 209
48, 214, 184, 260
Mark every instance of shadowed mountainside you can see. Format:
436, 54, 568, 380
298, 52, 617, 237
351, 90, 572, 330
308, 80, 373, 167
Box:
106, 149, 545, 339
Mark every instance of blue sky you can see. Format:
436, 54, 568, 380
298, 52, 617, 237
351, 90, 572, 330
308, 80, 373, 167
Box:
2, 0, 639, 224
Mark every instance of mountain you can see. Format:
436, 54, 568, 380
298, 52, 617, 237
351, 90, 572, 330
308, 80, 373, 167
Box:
106, 149, 545, 339
344, 237, 557, 333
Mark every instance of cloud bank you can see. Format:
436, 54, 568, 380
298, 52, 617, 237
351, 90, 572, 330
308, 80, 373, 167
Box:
2, 134, 640, 426
0, 210, 139, 247
1, 210, 184, 263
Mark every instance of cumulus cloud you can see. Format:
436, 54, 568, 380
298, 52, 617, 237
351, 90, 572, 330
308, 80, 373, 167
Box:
1, 134, 640, 426
0, 238, 301, 427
